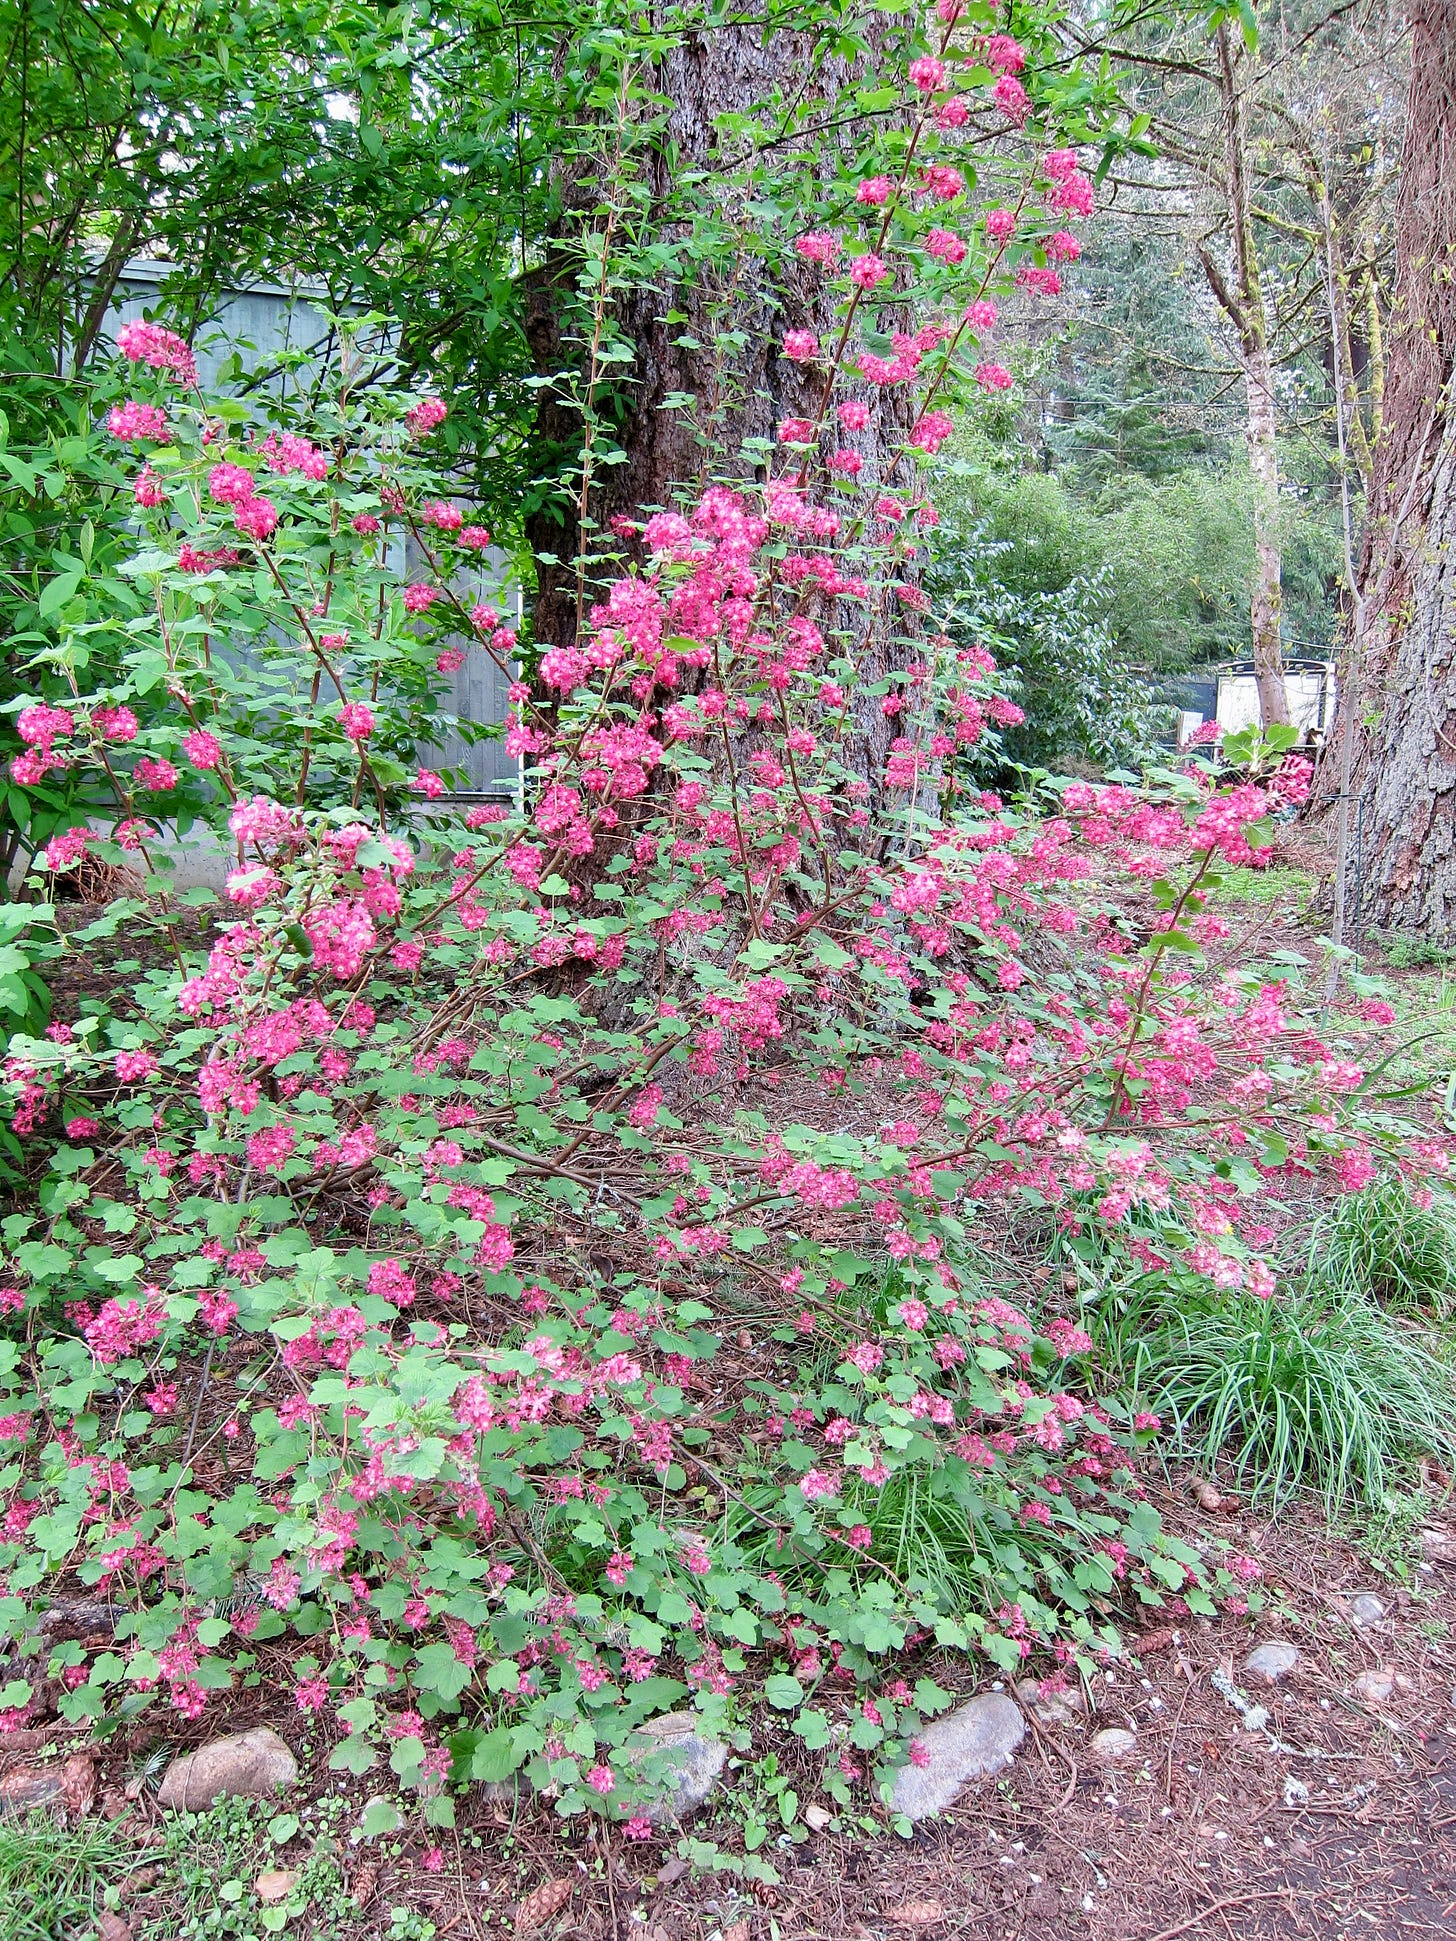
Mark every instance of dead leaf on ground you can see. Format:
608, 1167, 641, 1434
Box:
97, 1917, 132, 1941
724, 1923, 751, 1941
654, 1857, 689, 1889
255, 1870, 299, 1905
515, 1877, 574, 1934
884, 1906, 945, 1931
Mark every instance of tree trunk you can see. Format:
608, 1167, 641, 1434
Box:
522, 20, 913, 652
1246, 339, 1288, 728
1341, 1, 1456, 935
1198, 23, 1289, 728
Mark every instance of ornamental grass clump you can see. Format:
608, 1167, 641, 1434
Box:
0, 7, 1443, 1830
1112, 1282, 1456, 1512
1314, 1172, 1456, 1317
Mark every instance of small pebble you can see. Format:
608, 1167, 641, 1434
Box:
1245, 1640, 1299, 1684
1353, 1668, 1395, 1704
1089, 1726, 1138, 1765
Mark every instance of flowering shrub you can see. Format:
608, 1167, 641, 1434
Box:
0, 5, 1437, 1836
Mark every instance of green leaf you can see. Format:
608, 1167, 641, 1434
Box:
764, 1673, 804, 1710
791, 1707, 833, 1749
38, 570, 83, 619
358, 1796, 403, 1839
470, 1729, 525, 1783
328, 1734, 378, 1776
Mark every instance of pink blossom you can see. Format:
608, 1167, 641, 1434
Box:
91, 706, 138, 743
368, 1257, 417, 1307
133, 756, 178, 791
1017, 263, 1062, 297
795, 231, 841, 265
910, 410, 954, 454
183, 729, 223, 769
984, 32, 1027, 72
85, 1288, 164, 1364
339, 703, 374, 741
783, 329, 819, 361
107, 401, 169, 442
234, 495, 278, 540
856, 175, 893, 206
406, 396, 448, 436
994, 73, 1030, 122
19, 703, 74, 750
208, 462, 255, 505
116, 320, 197, 383
1333, 1145, 1376, 1193
920, 164, 964, 201
849, 253, 890, 290
908, 56, 946, 92
38, 826, 88, 873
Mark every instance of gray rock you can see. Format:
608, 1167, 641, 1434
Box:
628, 1712, 728, 1825
1350, 1594, 1387, 1628
1088, 1727, 1138, 1766
1353, 1668, 1395, 1704
156, 1727, 298, 1810
1245, 1641, 1300, 1684
888, 1694, 1024, 1821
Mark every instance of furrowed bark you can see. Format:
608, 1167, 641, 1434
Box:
1339, 1, 1456, 935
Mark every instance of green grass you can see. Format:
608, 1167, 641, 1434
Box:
1098, 1280, 1456, 1511
1314, 1175, 1456, 1317
1385, 937, 1453, 968
1205, 862, 1319, 916
0, 1813, 141, 1941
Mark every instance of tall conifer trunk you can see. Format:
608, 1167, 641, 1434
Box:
522, 18, 913, 653
1342, 2, 1456, 933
